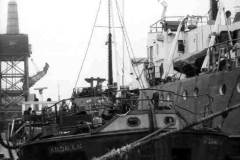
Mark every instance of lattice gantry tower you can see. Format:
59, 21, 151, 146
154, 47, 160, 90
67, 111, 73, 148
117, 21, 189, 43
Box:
0, 0, 31, 129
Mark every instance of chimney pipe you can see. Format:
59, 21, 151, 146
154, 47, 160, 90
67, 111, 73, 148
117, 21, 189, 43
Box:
209, 0, 218, 21
7, 0, 19, 34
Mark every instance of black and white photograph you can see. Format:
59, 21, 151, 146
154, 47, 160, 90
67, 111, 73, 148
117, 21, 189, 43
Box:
0, 0, 240, 159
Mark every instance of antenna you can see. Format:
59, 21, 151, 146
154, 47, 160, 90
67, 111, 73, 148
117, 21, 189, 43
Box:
122, 0, 125, 86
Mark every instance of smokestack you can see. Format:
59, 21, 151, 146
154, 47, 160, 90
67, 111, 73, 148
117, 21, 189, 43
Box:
7, 0, 19, 34
209, 0, 218, 21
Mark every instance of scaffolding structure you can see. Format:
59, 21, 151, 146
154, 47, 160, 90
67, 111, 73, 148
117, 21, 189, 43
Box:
0, 1, 30, 131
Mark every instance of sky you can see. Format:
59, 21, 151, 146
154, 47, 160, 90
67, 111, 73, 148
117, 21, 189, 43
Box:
0, 0, 238, 100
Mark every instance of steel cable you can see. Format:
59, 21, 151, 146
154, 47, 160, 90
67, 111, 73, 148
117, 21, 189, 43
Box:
74, 0, 103, 88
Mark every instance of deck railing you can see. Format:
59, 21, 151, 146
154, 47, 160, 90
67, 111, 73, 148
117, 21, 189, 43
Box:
149, 16, 208, 33
207, 38, 240, 71
11, 87, 215, 140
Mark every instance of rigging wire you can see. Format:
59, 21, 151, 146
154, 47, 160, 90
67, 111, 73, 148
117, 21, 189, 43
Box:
74, 0, 102, 88
111, 1, 133, 88
110, 0, 132, 83
114, 0, 145, 89
116, 2, 145, 88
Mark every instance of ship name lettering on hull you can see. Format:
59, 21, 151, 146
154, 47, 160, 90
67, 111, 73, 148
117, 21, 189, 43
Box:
49, 143, 83, 154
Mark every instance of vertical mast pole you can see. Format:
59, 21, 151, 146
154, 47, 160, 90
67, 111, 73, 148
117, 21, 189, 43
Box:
108, 0, 113, 86
122, 0, 125, 86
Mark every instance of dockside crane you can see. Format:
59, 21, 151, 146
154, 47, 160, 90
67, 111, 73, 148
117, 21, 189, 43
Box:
28, 61, 49, 88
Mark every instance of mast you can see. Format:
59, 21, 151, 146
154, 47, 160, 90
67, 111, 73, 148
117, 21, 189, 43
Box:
108, 0, 113, 86
122, 0, 125, 86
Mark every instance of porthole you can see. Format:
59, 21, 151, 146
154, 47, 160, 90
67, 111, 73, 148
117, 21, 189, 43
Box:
193, 87, 199, 97
237, 83, 240, 93
164, 116, 175, 125
219, 84, 227, 95
183, 90, 188, 100
127, 117, 140, 127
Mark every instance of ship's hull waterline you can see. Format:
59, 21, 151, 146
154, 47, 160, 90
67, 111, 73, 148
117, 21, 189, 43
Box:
19, 130, 235, 160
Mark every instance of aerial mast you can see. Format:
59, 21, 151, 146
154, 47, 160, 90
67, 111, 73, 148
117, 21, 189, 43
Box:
122, 0, 125, 87
108, 0, 113, 86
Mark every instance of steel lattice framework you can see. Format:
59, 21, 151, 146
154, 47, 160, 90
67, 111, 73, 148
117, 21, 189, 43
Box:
0, 56, 29, 106
0, 0, 31, 131
0, 39, 30, 131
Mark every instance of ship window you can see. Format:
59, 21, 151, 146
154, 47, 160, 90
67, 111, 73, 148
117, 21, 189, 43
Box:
219, 84, 227, 95
237, 83, 240, 93
178, 40, 184, 53
127, 117, 140, 127
183, 90, 188, 100
193, 87, 199, 97
219, 31, 230, 43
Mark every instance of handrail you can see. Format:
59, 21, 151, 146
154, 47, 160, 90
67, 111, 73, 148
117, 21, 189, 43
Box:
140, 88, 213, 116
43, 87, 213, 112
149, 15, 208, 31
209, 37, 240, 48
45, 98, 73, 110
150, 16, 199, 27
21, 87, 214, 130
140, 88, 213, 100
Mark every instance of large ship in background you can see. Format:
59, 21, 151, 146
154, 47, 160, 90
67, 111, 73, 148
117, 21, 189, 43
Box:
138, 0, 240, 135
1, 0, 240, 160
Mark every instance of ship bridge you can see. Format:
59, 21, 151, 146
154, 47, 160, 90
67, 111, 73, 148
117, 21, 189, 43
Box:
146, 16, 208, 85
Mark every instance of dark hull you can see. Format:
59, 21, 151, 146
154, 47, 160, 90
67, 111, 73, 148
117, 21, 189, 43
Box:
146, 69, 240, 135
19, 130, 232, 160
225, 136, 240, 159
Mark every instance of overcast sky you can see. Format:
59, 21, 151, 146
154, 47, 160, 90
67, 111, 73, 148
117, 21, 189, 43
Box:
0, 0, 237, 100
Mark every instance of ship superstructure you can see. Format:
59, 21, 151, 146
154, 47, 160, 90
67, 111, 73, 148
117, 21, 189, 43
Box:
140, 0, 240, 135
146, 0, 240, 85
